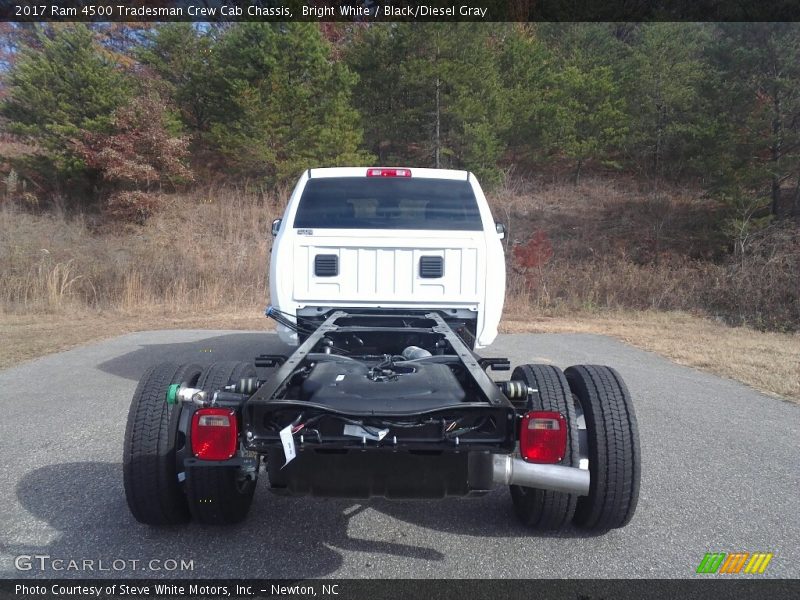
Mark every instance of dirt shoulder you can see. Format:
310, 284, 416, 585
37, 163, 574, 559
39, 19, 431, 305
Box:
502, 310, 799, 402
2, 309, 797, 402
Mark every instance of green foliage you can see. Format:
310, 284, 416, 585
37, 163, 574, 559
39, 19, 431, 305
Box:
498, 24, 628, 180
709, 24, 800, 217
1, 22, 797, 331
619, 23, 716, 180
206, 23, 371, 184
2, 22, 800, 222
342, 25, 404, 164
496, 25, 555, 164
547, 63, 627, 180
136, 24, 215, 134
347, 24, 507, 183
2, 25, 132, 181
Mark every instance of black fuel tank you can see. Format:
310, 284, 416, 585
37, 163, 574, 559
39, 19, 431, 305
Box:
300, 361, 466, 414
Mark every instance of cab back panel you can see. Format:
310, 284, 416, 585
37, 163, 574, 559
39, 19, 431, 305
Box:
293, 233, 484, 306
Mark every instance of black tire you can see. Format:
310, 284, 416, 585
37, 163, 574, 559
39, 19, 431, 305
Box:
123, 362, 202, 525
565, 365, 640, 531
185, 361, 258, 525
509, 364, 580, 530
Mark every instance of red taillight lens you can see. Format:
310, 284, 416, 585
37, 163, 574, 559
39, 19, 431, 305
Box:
519, 411, 567, 464
366, 168, 412, 177
191, 408, 238, 461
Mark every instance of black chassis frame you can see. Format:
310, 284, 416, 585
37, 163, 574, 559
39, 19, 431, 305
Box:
234, 310, 519, 455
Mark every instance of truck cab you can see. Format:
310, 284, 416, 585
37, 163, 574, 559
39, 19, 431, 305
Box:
269, 167, 506, 348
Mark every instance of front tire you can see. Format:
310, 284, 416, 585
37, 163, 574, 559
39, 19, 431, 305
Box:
123, 362, 202, 525
509, 364, 580, 530
565, 365, 641, 531
184, 361, 258, 525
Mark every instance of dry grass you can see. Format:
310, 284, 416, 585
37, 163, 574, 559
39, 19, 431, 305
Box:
0, 137, 39, 160
492, 177, 800, 331
0, 184, 281, 368
3, 177, 797, 328
0, 185, 280, 314
502, 309, 800, 402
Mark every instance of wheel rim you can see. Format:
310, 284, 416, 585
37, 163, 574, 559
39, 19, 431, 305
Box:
571, 393, 590, 471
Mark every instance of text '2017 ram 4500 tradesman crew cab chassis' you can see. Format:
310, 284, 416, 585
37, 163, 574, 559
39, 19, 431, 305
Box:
123, 167, 640, 531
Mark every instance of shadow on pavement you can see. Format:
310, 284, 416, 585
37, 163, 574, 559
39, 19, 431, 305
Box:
9, 460, 598, 579
97, 332, 290, 382
9, 462, 448, 579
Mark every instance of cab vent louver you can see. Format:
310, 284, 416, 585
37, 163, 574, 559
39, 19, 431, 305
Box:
314, 254, 338, 277
419, 256, 444, 278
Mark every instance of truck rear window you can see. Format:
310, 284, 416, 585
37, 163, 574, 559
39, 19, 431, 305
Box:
293, 177, 483, 230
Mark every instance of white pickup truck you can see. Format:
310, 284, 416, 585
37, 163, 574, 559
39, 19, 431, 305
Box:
269, 167, 506, 348
123, 167, 640, 533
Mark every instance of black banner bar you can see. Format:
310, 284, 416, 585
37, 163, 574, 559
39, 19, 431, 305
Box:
1, 579, 800, 600
4, 0, 800, 22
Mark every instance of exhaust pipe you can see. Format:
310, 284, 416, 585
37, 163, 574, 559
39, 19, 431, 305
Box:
492, 455, 590, 495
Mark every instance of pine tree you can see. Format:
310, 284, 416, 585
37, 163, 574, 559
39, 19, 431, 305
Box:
343, 25, 406, 164
347, 24, 507, 183
499, 24, 627, 180
496, 24, 556, 167
2, 25, 132, 184
547, 63, 627, 183
710, 23, 800, 217
206, 23, 371, 183
136, 24, 216, 135
620, 23, 715, 183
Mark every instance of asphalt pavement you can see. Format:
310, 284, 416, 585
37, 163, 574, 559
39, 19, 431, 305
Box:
0, 329, 797, 579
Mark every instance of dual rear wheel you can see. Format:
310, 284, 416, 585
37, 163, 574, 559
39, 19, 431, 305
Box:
510, 363, 641, 532
122, 361, 258, 526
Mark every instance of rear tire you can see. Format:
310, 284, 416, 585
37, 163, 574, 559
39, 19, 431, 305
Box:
185, 361, 258, 525
509, 364, 579, 530
565, 365, 640, 531
123, 362, 202, 525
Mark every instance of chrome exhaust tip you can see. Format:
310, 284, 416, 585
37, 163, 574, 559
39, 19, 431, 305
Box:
492, 455, 590, 495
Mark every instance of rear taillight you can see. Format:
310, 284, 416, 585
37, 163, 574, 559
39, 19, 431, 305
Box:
366, 168, 412, 177
519, 411, 567, 464
191, 408, 238, 461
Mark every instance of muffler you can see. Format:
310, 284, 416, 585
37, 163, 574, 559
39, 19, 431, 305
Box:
492, 455, 590, 495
